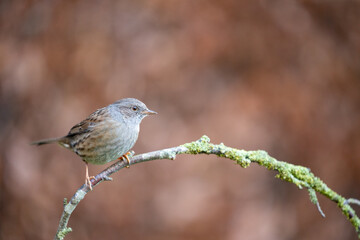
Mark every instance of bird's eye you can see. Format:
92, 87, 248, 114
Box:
132, 106, 138, 111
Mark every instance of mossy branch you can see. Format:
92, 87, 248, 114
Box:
55, 135, 360, 239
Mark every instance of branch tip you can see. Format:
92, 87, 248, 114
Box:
56, 227, 72, 240
308, 188, 326, 217
346, 198, 360, 207
102, 176, 113, 181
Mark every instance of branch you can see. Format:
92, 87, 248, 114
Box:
55, 135, 360, 239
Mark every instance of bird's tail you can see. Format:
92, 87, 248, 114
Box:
31, 137, 64, 146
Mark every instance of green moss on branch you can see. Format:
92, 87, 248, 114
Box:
183, 135, 360, 238
56, 135, 360, 239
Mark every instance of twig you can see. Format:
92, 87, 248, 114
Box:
347, 198, 360, 207
54, 135, 360, 239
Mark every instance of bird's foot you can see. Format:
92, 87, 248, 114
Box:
84, 163, 95, 190
85, 176, 95, 190
118, 151, 133, 168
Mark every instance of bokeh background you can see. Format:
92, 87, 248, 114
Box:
1, 0, 360, 239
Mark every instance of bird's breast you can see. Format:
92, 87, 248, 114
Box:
74, 120, 139, 165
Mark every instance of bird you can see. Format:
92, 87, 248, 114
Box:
32, 98, 157, 189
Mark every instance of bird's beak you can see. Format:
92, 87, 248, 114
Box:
142, 109, 157, 115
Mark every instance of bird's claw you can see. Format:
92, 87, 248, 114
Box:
85, 176, 95, 190
118, 152, 133, 168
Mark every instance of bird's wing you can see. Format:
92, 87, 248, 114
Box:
66, 107, 107, 138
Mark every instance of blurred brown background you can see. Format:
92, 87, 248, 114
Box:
1, 0, 360, 239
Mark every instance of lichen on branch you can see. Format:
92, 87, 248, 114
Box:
55, 135, 360, 240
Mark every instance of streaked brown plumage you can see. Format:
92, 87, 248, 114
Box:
32, 98, 157, 189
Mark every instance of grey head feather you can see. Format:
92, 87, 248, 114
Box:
110, 98, 153, 125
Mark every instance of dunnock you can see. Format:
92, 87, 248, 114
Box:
32, 98, 157, 189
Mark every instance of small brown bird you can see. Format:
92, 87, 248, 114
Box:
32, 98, 157, 189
